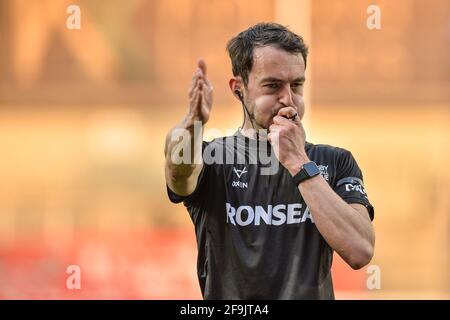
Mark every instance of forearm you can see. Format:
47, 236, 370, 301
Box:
286, 158, 374, 269
164, 114, 204, 189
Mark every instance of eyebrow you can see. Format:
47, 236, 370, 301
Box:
259, 76, 306, 84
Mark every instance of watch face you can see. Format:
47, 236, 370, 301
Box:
304, 162, 320, 176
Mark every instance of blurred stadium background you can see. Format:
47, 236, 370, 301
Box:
0, 0, 448, 299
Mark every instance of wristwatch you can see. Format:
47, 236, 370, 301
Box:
292, 161, 320, 186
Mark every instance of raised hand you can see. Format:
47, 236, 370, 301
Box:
188, 59, 213, 124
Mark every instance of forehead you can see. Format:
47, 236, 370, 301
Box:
250, 45, 305, 82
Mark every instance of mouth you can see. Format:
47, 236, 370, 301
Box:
272, 106, 298, 117
271, 108, 282, 117
270, 111, 297, 122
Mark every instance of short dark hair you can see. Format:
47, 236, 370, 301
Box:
226, 22, 309, 86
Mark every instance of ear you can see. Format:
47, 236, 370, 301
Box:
229, 77, 243, 100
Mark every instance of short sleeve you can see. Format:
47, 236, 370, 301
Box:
166, 163, 209, 205
333, 149, 374, 220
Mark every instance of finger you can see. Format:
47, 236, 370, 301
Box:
277, 107, 299, 123
203, 75, 212, 90
197, 65, 212, 90
191, 68, 202, 86
189, 85, 199, 104
191, 81, 203, 99
192, 87, 202, 109
198, 59, 214, 91
189, 73, 203, 97
188, 81, 196, 98
198, 58, 207, 76
189, 75, 200, 98
268, 124, 282, 133
267, 130, 280, 144
273, 115, 294, 126
197, 78, 204, 91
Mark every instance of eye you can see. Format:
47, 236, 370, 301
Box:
265, 83, 279, 89
291, 82, 304, 92
291, 82, 304, 88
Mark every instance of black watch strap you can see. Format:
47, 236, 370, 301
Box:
292, 161, 320, 186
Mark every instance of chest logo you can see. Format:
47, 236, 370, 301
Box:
233, 167, 248, 179
232, 167, 248, 189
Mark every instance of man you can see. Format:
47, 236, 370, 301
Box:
164, 23, 375, 299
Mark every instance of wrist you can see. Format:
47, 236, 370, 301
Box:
285, 153, 310, 176
184, 113, 205, 128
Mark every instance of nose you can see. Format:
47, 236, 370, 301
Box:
278, 84, 294, 107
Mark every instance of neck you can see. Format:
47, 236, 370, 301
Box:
240, 119, 268, 141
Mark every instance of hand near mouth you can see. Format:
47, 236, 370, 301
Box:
268, 107, 309, 175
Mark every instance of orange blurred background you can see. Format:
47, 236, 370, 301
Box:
0, 0, 448, 299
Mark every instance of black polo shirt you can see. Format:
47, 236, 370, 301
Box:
167, 131, 374, 299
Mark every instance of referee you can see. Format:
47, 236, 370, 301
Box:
164, 23, 375, 299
